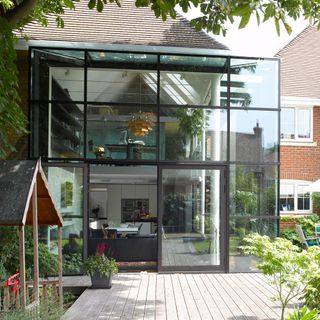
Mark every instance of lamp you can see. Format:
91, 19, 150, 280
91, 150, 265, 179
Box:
128, 111, 155, 137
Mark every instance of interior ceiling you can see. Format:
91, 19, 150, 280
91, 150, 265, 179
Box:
90, 165, 157, 184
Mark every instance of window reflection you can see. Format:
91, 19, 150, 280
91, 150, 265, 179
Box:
230, 110, 278, 162
230, 59, 279, 108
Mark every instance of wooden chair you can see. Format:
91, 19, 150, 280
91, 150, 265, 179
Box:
315, 223, 320, 244
295, 224, 319, 249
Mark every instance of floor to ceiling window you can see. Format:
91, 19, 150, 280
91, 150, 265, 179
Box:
30, 48, 280, 273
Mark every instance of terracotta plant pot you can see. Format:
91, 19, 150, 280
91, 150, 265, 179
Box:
90, 271, 113, 289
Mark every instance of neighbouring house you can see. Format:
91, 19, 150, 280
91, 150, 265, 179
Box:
277, 25, 320, 217
11, 0, 280, 273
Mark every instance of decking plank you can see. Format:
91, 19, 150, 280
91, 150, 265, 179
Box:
164, 274, 179, 320
192, 274, 225, 320
178, 274, 202, 320
155, 274, 166, 320
107, 276, 135, 320
170, 274, 190, 320
120, 275, 142, 320
132, 273, 149, 319
200, 274, 234, 319
143, 273, 156, 320
227, 273, 278, 319
185, 274, 213, 320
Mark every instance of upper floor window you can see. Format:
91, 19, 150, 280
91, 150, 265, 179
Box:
280, 180, 311, 214
281, 107, 312, 141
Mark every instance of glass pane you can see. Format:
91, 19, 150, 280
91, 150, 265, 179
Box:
230, 110, 279, 162
88, 52, 157, 68
280, 197, 294, 211
297, 109, 311, 138
298, 185, 310, 210
88, 165, 158, 263
31, 102, 84, 158
161, 168, 221, 267
87, 69, 157, 104
160, 56, 227, 106
281, 108, 295, 139
229, 217, 278, 272
31, 49, 85, 101
230, 58, 279, 108
160, 71, 226, 106
43, 166, 84, 275
230, 165, 278, 217
160, 107, 227, 161
50, 103, 84, 158
87, 105, 157, 160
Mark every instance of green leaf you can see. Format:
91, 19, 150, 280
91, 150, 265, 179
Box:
88, 0, 96, 10
239, 12, 251, 29
274, 17, 280, 36
283, 21, 292, 35
97, 0, 104, 12
232, 5, 251, 17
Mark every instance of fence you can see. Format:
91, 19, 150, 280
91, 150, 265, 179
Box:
0, 280, 61, 311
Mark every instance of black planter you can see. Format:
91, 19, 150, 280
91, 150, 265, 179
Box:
90, 271, 113, 289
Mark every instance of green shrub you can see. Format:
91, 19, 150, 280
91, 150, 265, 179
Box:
242, 234, 320, 320
286, 306, 320, 320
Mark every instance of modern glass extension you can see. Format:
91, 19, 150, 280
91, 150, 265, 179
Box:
30, 48, 280, 273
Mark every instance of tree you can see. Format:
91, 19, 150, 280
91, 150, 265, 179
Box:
1, 0, 320, 158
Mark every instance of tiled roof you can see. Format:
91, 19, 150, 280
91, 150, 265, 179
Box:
20, 0, 228, 50
276, 25, 320, 98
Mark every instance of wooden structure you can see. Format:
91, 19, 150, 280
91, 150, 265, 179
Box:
0, 160, 64, 309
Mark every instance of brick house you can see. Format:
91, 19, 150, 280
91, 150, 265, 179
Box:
277, 25, 320, 216
11, 0, 280, 273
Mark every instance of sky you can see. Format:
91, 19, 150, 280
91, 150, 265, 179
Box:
180, 9, 309, 57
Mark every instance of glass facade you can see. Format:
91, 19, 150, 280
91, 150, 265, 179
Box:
30, 48, 280, 273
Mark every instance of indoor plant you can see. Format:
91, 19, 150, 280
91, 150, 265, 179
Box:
83, 243, 118, 289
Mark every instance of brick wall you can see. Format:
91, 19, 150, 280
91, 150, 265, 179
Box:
280, 106, 320, 182
7, 50, 29, 159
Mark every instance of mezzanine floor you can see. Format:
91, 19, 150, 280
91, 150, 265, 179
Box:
63, 272, 301, 320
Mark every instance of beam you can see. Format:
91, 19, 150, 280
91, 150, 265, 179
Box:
32, 183, 39, 303
58, 226, 63, 308
19, 225, 26, 309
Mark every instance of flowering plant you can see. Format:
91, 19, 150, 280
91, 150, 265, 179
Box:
83, 243, 118, 277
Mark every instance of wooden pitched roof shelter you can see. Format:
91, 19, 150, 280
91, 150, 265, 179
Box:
0, 159, 63, 309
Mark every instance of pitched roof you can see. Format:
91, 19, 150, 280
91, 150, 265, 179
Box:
276, 25, 320, 98
0, 160, 63, 226
20, 0, 228, 50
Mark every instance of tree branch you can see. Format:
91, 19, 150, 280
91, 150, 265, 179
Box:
4, 0, 37, 27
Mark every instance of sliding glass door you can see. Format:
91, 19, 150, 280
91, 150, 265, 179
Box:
159, 166, 226, 271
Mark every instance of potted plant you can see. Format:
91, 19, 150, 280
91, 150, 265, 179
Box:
83, 243, 118, 289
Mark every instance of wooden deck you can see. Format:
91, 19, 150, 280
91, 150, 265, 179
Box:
63, 273, 301, 320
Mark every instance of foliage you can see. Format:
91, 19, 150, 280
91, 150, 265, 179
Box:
175, 108, 207, 159
0, 17, 27, 158
242, 233, 320, 320
0, 300, 64, 319
63, 253, 82, 274
286, 306, 320, 320
312, 193, 320, 210
304, 274, 320, 310
281, 228, 300, 246
0, 226, 58, 280
83, 243, 118, 277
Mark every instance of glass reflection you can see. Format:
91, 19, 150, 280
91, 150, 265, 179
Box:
160, 71, 225, 106
161, 168, 221, 267
87, 105, 157, 160
87, 69, 157, 104
229, 165, 278, 217
230, 58, 279, 108
43, 166, 84, 275
230, 110, 278, 162
160, 107, 227, 161
229, 217, 278, 272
